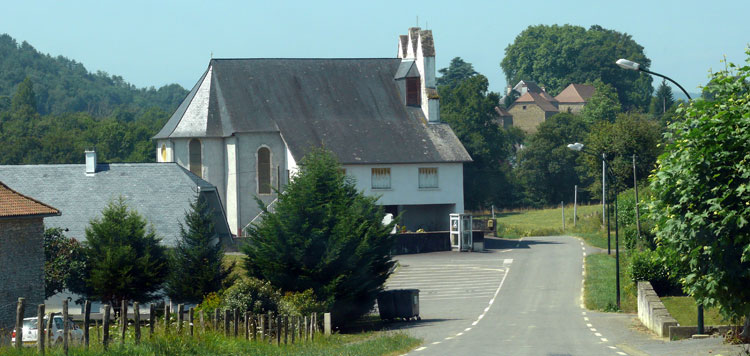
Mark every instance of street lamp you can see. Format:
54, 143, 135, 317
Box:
568, 142, 621, 310
616, 59, 703, 333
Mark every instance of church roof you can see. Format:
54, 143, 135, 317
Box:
0, 181, 59, 219
0, 163, 230, 246
513, 92, 559, 112
154, 58, 471, 165
555, 83, 596, 103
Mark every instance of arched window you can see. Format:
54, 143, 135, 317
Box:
189, 139, 202, 178
257, 147, 271, 194
160, 144, 167, 162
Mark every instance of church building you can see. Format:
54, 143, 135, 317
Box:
153, 28, 471, 235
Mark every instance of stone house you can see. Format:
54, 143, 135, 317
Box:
506, 83, 595, 134
153, 27, 471, 233
555, 83, 595, 114
0, 181, 59, 330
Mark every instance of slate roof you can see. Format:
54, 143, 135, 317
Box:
0, 163, 229, 246
154, 58, 471, 165
555, 83, 596, 103
513, 92, 559, 112
0, 181, 59, 219
494, 106, 512, 117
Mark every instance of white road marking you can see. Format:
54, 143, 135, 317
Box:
464, 327, 471, 332
617, 352, 627, 355
445, 336, 454, 340
586, 323, 592, 327
415, 346, 426, 351
431, 341, 441, 345
608, 346, 617, 349
582, 312, 587, 315
584, 317, 589, 321
595, 332, 602, 337
504, 259, 514, 264
601, 338, 608, 342
456, 332, 463, 336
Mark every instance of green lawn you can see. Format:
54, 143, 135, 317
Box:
661, 296, 725, 326
584, 253, 636, 313
0, 330, 420, 356
493, 204, 610, 249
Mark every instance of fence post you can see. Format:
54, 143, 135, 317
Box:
15, 297, 24, 349
164, 303, 170, 333
200, 310, 205, 334
213, 308, 220, 331
290, 316, 296, 343
224, 309, 230, 337
37, 304, 45, 355
94, 318, 99, 344
189, 307, 194, 337
177, 304, 184, 334
62, 299, 69, 354
275, 314, 281, 346
133, 302, 141, 345
83, 300, 91, 349
233, 308, 239, 338
120, 299, 127, 345
284, 316, 289, 344
149, 304, 155, 337
47, 312, 54, 347
244, 311, 249, 340
303, 315, 308, 341
298, 316, 303, 340
102, 304, 110, 350
324, 313, 331, 335
251, 314, 257, 341
259, 314, 265, 341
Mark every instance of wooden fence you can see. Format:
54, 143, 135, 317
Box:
5, 297, 331, 354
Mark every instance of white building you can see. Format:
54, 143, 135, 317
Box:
153, 28, 471, 234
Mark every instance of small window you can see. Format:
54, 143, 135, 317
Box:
258, 147, 271, 194
160, 144, 167, 161
371, 168, 391, 189
189, 139, 202, 178
522, 105, 527, 110
406, 77, 421, 106
419, 167, 438, 188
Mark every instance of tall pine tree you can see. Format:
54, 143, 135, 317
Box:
166, 194, 233, 303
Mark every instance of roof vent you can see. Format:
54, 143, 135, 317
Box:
85, 150, 97, 175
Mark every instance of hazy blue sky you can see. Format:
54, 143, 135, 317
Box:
2, 0, 748, 95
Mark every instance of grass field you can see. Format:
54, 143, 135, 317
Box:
0, 330, 420, 356
661, 296, 725, 326
584, 253, 636, 313
493, 204, 610, 249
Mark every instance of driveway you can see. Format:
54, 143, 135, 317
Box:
387, 235, 746, 356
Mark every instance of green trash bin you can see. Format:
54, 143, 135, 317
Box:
377, 290, 396, 320
393, 289, 420, 320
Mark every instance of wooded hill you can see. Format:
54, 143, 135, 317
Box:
0, 34, 188, 164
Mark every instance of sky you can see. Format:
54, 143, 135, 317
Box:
2, 0, 748, 96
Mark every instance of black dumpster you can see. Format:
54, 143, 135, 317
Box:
376, 291, 396, 320
393, 289, 420, 320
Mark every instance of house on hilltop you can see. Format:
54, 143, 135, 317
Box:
0, 181, 59, 329
153, 27, 471, 233
505, 82, 595, 134
555, 83, 595, 114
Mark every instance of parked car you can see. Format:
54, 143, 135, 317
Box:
11, 315, 83, 347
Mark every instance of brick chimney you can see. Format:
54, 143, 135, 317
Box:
85, 150, 97, 175
397, 27, 439, 123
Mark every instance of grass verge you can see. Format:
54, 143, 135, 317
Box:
0, 330, 420, 356
584, 253, 636, 313
661, 296, 725, 326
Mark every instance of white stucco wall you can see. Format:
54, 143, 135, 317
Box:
343, 162, 464, 213
235, 132, 286, 232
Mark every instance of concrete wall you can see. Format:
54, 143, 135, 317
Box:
0, 218, 45, 330
637, 281, 678, 337
343, 163, 463, 210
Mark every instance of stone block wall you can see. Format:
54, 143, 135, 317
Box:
637, 281, 678, 337
0, 218, 45, 330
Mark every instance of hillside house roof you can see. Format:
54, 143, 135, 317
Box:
494, 106, 512, 117
154, 58, 471, 165
0, 181, 59, 219
555, 84, 596, 103
513, 92, 559, 112
0, 163, 229, 245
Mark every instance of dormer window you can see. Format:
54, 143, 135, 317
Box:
406, 77, 421, 106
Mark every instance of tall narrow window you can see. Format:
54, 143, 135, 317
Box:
371, 168, 391, 189
258, 147, 271, 194
189, 139, 202, 178
406, 77, 420, 106
160, 144, 167, 162
419, 167, 438, 188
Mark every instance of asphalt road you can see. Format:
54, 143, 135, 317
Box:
388, 236, 747, 356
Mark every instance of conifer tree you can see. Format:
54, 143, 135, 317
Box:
243, 149, 396, 324
166, 194, 233, 303
76, 197, 168, 305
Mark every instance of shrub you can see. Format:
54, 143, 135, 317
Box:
278, 289, 326, 317
220, 278, 281, 314
195, 292, 222, 317
628, 249, 679, 295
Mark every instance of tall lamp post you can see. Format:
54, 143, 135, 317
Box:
616, 58, 702, 333
567, 142, 620, 309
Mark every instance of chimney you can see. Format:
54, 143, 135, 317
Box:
85, 150, 97, 174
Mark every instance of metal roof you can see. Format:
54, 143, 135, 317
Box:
154, 58, 471, 165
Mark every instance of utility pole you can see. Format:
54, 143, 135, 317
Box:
574, 185, 578, 227
602, 156, 606, 226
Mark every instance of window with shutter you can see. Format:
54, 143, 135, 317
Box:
189, 139, 202, 178
258, 147, 271, 194
371, 168, 391, 189
418, 167, 438, 188
406, 77, 420, 106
